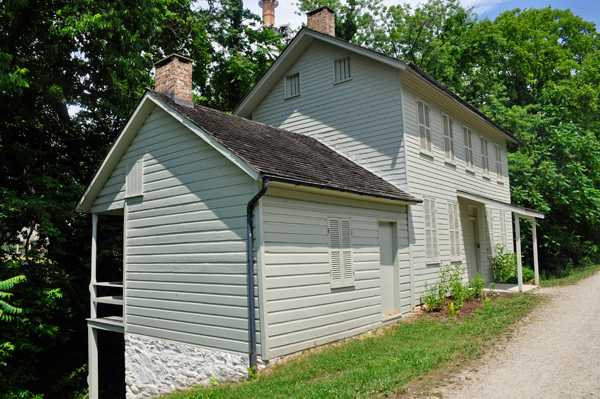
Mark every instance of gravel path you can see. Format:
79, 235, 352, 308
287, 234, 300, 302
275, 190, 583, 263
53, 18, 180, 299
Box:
437, 271, 600, 399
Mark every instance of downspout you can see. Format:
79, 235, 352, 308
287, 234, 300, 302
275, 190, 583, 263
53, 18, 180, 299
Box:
246, 177, 269, 371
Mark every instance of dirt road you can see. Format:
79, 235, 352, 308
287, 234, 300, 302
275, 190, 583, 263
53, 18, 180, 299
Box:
439, 271, 600, 399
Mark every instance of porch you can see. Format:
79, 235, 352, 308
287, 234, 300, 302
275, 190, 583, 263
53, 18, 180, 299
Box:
484, 283, 539, 294
457, 190, 545, 293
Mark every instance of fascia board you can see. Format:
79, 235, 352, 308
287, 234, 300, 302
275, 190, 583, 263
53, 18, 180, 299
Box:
76, 93, 156, 213
148, 95, 260, 181
457, 190, 544, 219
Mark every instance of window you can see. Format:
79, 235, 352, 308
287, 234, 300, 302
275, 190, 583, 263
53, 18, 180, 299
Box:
424, 199, 438, 260
480, 136, 490, 176
485, 209, 495, 258
448, 202, 460, 258
463, 127, 473, 169
285, 73, 300, 98
328, 218, 354, 287
126, 159, 143, 198
334, 57, 351, 83
495, 144, 502, 179
417, 100, 432, 153
442, 114, 455, 162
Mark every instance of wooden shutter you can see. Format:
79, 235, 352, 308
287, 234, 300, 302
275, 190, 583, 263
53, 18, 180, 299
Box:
126, 159, 143, 198
448, 202, 460, 258
341, 219, 354, 285
329, 218, 353, 287
464, 127, 473, 168
335, 57, 351, 82
418, 100, 431, 152
286, 73, 300, 97
485, 210, 495, 258
424, 199, 438, 260
495, 144, 502, 179
443, 114, 454, 161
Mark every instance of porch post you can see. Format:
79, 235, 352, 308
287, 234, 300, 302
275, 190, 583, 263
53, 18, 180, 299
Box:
89, 214, 99, 399
532, 219, 539, 286
514, 213, 523, 293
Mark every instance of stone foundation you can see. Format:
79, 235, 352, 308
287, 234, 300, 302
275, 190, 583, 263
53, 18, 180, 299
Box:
125, 334, 248, 399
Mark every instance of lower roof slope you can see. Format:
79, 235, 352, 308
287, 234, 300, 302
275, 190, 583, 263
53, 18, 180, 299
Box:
151, 90, 420, 203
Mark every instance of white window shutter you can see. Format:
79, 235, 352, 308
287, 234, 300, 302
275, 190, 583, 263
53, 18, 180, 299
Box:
485, 210, 495, 258
329, 219, 343, 286
341, 219, 354, 285
126, 159, 143, 198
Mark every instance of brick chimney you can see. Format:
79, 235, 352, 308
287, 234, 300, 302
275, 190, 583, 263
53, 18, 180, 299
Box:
306, 6, 335, 37
154, 54, 194, 107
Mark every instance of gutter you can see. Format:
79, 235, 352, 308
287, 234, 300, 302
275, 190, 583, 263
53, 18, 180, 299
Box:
246, 177, 269, 371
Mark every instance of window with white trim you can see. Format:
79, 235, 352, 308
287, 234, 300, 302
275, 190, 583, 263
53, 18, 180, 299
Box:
448, 202, 460, 258
480, 136, 490, 176
334, 57, 351, 83
442, 114, 455, 161
285, 73, 300, 98
417, 100, 432, 153
463, 127, 473, 169
328, 218, 354, 287
126, 159, 144, 198
424, 199, 438, 260
495, 144, 502, 179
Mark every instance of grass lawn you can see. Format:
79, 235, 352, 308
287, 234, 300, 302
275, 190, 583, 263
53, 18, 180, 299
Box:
540, 264, 600, 287
160, 293, 543, 399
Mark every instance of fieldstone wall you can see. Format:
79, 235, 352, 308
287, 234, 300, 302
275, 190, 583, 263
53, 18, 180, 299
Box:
125, 334, 248, 399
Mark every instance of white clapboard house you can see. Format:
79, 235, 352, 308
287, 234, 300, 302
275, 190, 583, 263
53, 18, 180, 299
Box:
76, 7, 543, 399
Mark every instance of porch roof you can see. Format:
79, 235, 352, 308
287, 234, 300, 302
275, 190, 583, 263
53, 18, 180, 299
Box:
456, 190, 544, 220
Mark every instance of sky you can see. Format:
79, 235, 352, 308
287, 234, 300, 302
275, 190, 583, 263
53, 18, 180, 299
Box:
245, 0, 600, 31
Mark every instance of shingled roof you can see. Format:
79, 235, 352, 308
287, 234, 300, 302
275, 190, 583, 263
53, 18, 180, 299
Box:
150, 90, 420, 203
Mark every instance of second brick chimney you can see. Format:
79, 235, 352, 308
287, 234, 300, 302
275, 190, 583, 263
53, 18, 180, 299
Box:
306, 6, 335, 37
154, 54, 194, 107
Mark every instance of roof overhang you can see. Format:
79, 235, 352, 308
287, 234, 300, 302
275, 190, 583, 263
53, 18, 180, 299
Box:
457, 190, 544, 220
233, 28, 519, 145
75, 92, 260, 213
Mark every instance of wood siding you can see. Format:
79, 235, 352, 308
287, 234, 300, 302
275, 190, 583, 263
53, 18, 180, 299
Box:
94, 106, 259, 355
252, 41, 407, 189
260, 188, 410, 359
401, 78, 513, 292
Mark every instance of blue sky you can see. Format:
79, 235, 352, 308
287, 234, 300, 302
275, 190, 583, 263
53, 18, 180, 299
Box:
246, 0, 599, 31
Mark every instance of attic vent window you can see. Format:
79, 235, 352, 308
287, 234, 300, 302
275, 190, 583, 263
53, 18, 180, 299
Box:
126, 159, 144, 198
334, 57, 351, 83
285, 73, 301, 99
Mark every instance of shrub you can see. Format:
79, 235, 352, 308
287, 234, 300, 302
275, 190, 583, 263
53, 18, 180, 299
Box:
467, 272, 486, 299
506, 267, 535, 284
422, 281, 445, 312
491, 244, 517, 283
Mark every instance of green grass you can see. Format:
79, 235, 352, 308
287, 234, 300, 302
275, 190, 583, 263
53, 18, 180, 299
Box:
539, 264, 600, 287
160, 293, 543, 399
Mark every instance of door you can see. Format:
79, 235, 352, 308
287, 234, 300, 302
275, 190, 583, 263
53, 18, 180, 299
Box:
379, 222, 398, 317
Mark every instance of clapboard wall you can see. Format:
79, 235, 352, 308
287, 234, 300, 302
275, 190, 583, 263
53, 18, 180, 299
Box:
252, 40, 407, 189
92, 106, 259, 355
259, 188, 410, 359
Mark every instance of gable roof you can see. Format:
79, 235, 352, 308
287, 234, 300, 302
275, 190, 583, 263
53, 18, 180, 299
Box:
76, 90, 420, 213
233, 27, 520, 145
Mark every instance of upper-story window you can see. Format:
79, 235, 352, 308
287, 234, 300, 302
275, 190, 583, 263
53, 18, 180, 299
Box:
494, 144, 502, 179
442, 113, 455, 162
463, 127, 474, 169
417, 100, 432, 154
334, 57, 351, 83
480, 136, 490, 176
285, 73, 301, 98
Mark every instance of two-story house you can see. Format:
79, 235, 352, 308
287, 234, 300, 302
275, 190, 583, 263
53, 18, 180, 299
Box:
76, 8, 543, 398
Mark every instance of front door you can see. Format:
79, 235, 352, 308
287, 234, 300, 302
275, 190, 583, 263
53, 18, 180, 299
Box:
379, 222, 397, 317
